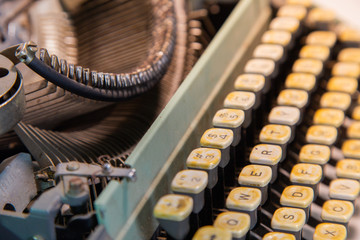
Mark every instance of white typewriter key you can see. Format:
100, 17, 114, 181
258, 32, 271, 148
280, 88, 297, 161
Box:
186, 148, 220, 189
263, 231, 296, 240
261, 30, 292, 50
277, 4, 307, 21
332, 61, 360, 78
259, 124, 291, 154
192, 226, 232, 240
270, 17, 300, 37
306, 31, 337, 49
226, 187, 261, 229
320, 92, 351, 112
338, 27, 360, 47
253, 44, 284, 64
244, 59, 276, 93
213, 109, 244, 146
329, 178, 360, 203
338, 48, 360, 64
307, 8, 336, 30
171, 170, 208, 214
224, 91, 256, 128
347, 121, 360, 139
326, 76, 358, 95
268, 106, 300, 142
249, 144, 282, 182
321, 200, 354, 228
277, 89, 309, 112
234, 74, 265, 108
271, 207, 306, 240
290, 163, 322, 198
292, 58, 323, 79
238, 165, 272, 205
280, 185, 314, 220
153, 194, 193, 240
305, 125, 337, 146
284, 73, 316, 92
200, 128, 233, 168
341, 139, 360, 159
313, 108, 344, 128
313, 223, 347, 240
213, 211, 250, 240
299, 45, 330, 61
336, 159, 360, 180
299, 144, 330, 166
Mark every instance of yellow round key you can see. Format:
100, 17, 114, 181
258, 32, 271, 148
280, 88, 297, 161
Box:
292, 59, 323, 76
321, 199, 354, 223
307, 8, 335, 26
262, 30, 292, 47
299, 144, 330, 165
352, 106, 360, 120
332, 62, 360, 78
326, 76, 358, 95
193, 226, 232, 240
313, 223, 347, 240
336, 159, 360, 180
234, 74, 265, 92
238, 165, 272, 187
277, 5, 307, 21
339, 28, 360, 43
250, 144, 282, 165
171, 170, 208, 194
200, 128, 233, 149
299, 45, 330, 61
284, 73, 316, 91
277, 89, 308, 109
213, 109, 245, 128
338, 48, 360, 64
244, 59, 275, 77
153, 194, 193, 221
280, 185, 314, 208
271, 207, 306, 232
224, 91, 256, 110
347, 121, 360, 139
270, 17, 300, 33
306, 31, 337, 48
186, 148, 221, 170
259, 124, 291, 145
286, 0, 312, 7
342, 139, 360, 159
226, 187, 261, 211
329, 178, 360, 201
263, 232, 296, 240
320, 92, 351, 111
306, 125, 337, 145
290, 163, 322, 185
213, 211, 250, 239
253, 44, 284, 62
313, 108, 344, 128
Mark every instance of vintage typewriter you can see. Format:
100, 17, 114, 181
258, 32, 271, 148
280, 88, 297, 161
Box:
1, 0, 360, 239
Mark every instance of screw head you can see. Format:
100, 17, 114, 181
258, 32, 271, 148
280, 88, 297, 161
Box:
66, 162, 80, 171
67, 177, 84, 195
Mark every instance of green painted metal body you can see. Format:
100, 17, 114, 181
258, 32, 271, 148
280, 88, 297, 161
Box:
94, 0, 271, 239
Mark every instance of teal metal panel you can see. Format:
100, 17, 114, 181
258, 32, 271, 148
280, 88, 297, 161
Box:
94, 0, 270, 239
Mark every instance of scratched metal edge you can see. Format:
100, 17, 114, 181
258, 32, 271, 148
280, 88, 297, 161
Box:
93, 0, 271, 239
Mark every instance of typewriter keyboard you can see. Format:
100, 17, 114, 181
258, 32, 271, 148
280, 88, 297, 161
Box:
152, 1, 360, 239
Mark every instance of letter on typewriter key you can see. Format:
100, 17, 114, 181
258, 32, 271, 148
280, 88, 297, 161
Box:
259, 124, 291, 154
280, 185, 314, 220
329, 178, 360, 202
200, 128, 233, 168
313, 223, 347, 240
271, 207, 306, 240
327, 76, 358, 95
171, 170, 208, 214
347, 121, 360, 139
153, 194, 193, 240
305, 125, 337, 146
336, 159, 360, 180
213, 109, 244, 146
249, 144, 282, 182
320, 92, 351, 111
290, 163, 322, 197
186, 148, 220, 189
332, 62, 360, 78
341, 139, 360, 159
306, 31, 337, 49
192, 226, 232, 240
263, 232, 296, 240
213, 211, 250, 240
226, 187, 261, 229
338, 48, 360, 64
268, 106, 300, 142
313, 108, 344, 128
284, 73, 316, 92
299, 144, 330, 165
238, 165, 272, 205
299, 45, 330, 61
224, 91, 255, 128
321, 200, 354, 226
